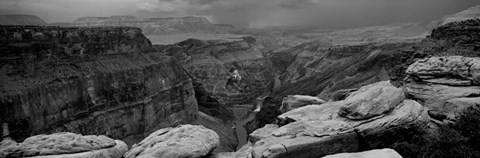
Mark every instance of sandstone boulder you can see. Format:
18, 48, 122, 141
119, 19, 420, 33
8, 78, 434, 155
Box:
406, 56, 480, 85
322, 148, 403, 158
338, 81, 405, 120
0, 133, 127, 158
279, 95, 326, 113
250, 120, 358, 158
347, 100, 429, 147
124, 125, 220, 158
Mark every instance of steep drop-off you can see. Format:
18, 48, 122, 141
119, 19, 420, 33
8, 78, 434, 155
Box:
0, 26, 198, 146
248, 19, 480, 134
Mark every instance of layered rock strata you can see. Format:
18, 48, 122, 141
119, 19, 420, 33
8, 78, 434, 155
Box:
405, 56, 480, 122
0, 26, 198, 145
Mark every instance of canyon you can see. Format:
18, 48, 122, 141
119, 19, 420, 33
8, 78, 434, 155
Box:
1, 4, 480, 158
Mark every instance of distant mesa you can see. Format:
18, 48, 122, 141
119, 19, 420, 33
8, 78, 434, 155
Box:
0, 14, 47, 25
71, 15, 233, 34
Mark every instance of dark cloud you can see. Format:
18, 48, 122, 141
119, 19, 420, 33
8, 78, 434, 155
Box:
0, 0, 478, 28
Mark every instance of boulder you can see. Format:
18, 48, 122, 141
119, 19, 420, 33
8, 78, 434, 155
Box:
279, 95, 326, 113
338, 81, 405, 120
444, 97, 480, 121
250, 120, 358, 158
0, 133, 127, 158
348, 100, 429, 147
406, 56, 480, 85
124, 125, 220, 158
322, 148, 403, 158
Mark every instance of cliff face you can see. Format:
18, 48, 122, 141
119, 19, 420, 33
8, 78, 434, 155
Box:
159, 38, 274, 107
0, 26, 198, 146
72, 16, 230, 35
0, 15, 47, 25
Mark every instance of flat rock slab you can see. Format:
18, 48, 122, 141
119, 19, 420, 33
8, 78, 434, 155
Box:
0, 133, 127, 158
322, 148, 403, 158
278, 102, 341, 123
279, 95, 326, 113
250, 120, 358, 158
338, 81, 405, 120
405, 81, 480, 111
124, 124, 220, 158
250, 124, 279, 144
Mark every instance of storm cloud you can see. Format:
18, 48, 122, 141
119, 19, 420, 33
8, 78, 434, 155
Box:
0, 0, 478, 28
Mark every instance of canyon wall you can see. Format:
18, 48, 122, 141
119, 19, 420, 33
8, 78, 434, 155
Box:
158, 38, 274, 108
72, 16, 233, 35
0, 26, 198, 146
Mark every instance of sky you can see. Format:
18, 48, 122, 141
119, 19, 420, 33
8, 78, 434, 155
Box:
0, 0, 479, 28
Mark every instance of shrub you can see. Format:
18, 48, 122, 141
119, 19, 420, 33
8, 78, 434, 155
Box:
391, 107, 480, 158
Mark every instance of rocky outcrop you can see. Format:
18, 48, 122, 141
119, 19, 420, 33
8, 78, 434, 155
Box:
405, 56, 480, 85
73, 16, 232, 35
0, 132, 127, 158
0, 15, 47, 25
405, 56, 480, 122
0, 26, 198, 146
322, 148, 403, 158
247, 81, 429, 157
279, 95, 326, 113
124, 125, 219, 158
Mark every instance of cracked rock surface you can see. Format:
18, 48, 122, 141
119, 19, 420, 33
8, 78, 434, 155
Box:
124, 125, 219, 158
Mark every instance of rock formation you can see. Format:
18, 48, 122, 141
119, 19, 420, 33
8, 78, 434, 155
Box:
160, 38, 274, 107
72, 16, 233, 35
405, 56, 480, 123
218, 81, 428, 158
0, 26, 198, 146
338, 81, 405, 120
0, 15, 47, 25
322, 148, 403, 158
0, 132, 127, 158
124, 125, 219, 158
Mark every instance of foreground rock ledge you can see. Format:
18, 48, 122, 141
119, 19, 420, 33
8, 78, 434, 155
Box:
0, 132, 127, 158
124, 124, 220, 158
322, 148, 403, 158
251, 120, 359, 158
